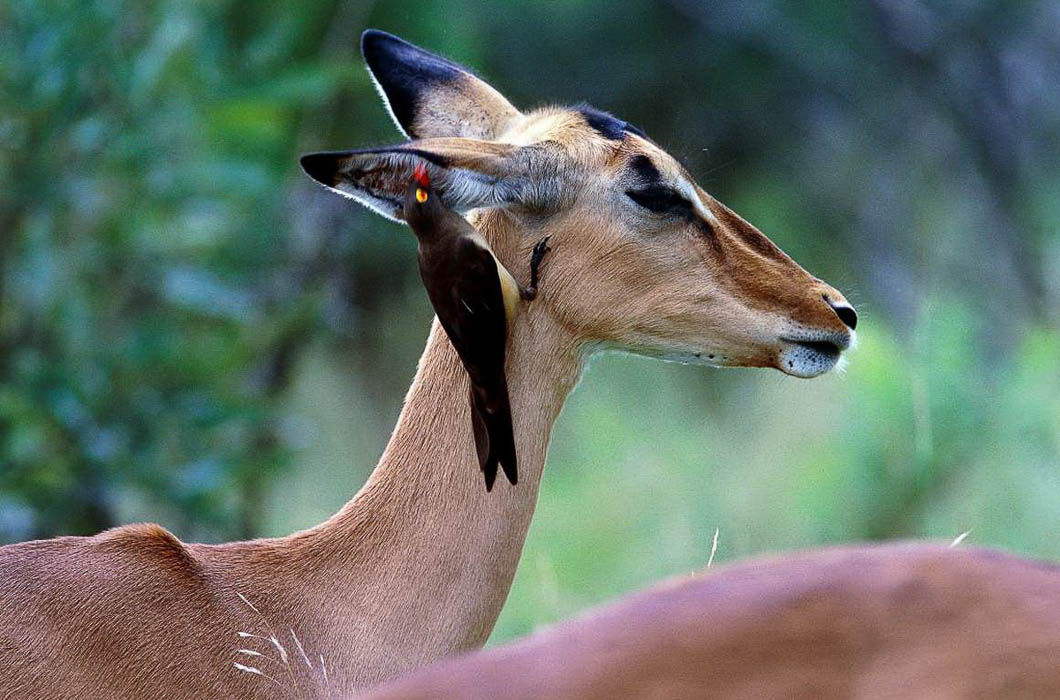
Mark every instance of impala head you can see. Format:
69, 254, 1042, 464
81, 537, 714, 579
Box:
301, 30, 857, 378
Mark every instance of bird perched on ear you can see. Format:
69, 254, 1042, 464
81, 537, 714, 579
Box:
403, 162, 550, 491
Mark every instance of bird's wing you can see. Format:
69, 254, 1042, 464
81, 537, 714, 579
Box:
438, 238, 509, 387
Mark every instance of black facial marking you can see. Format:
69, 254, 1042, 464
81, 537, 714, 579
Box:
628, 154, 661, 185
575, 104, 646, 141
361, 30, 468, 136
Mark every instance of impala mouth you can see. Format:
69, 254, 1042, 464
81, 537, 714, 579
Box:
778, 334, 852, 378
794, 339, 841, 357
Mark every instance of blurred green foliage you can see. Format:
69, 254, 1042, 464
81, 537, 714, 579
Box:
1, 0, 1058, 644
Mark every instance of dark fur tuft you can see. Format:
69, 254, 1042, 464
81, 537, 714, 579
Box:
575, 104, 647, 141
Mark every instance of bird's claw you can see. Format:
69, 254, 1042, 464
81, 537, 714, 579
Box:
531, 236, 551, 271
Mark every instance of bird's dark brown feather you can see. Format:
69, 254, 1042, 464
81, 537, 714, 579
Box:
405, 179, 518, 489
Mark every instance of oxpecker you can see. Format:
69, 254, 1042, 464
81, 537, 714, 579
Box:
403, 163, 550, 490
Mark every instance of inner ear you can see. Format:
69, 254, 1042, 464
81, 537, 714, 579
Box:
362, 30, 521, 140
300, 139, 525, 222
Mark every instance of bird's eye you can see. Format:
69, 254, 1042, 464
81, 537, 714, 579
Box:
625, 186, 693, 215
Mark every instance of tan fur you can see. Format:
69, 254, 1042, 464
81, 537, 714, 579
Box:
365, 543, 1060, 700
2, 40, 856, 699
405, 74, 521, 140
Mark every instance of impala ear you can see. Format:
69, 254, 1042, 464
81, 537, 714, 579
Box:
361, 30, 521, 140
300, 138, 533, 222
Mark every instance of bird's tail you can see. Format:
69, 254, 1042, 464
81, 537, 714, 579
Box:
468, 380, 518, 491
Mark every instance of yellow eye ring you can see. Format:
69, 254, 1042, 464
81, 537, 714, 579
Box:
415, 188, 428, 203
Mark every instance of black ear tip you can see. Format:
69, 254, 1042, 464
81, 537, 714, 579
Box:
300, 152, 337, 186
361, 29, 403, 62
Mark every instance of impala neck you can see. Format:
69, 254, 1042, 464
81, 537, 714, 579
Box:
298, 252, 583, 677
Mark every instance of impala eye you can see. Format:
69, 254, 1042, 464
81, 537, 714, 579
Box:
625, 185, 694, 216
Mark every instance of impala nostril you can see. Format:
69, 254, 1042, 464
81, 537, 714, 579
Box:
836, 306, 857, 330
823, 295, 858, 330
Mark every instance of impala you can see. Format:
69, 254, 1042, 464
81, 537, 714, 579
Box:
0, 30, 856, 698
364, 543, 1060, 700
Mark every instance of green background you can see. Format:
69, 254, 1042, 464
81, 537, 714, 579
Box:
2, 0, 1058, 644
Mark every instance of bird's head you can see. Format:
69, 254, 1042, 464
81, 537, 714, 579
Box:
412, 162, 431, 197
402, 161, 443, 233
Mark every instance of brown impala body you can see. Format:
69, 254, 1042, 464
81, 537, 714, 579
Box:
0, 30, 855, 699
365, 543, 1060, 700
